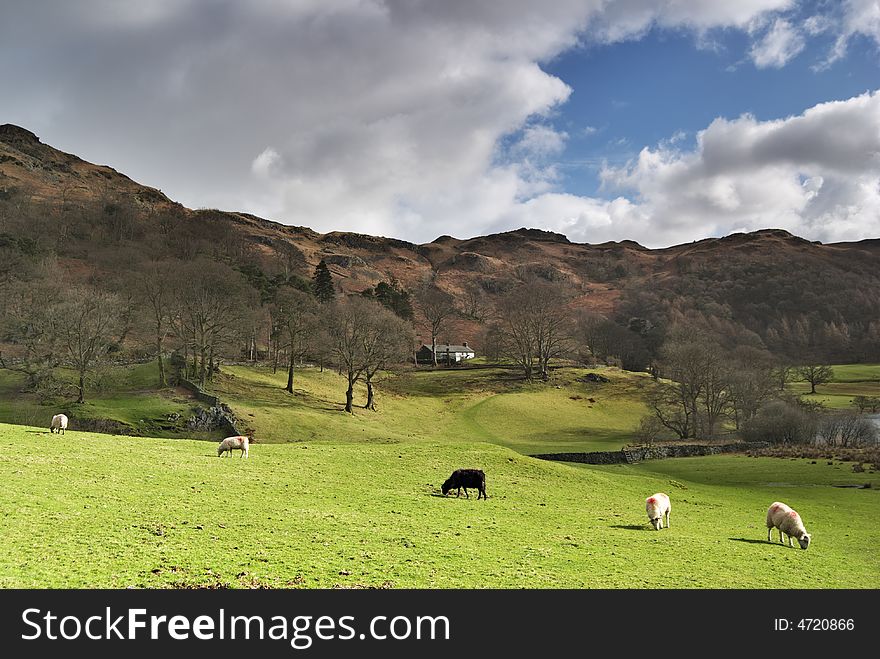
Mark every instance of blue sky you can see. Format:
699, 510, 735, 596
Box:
541, 23, 880, 198
1, 0, 879, 246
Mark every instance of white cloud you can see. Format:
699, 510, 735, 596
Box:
749, 19, 805, 68
0, 0, 841, 247
513, 125, 569, 159
585, 90, 880, 246
803, 14, 833, 36
814, 0, 880, 69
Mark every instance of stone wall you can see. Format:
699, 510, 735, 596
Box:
177, 377, 242, 436
531, 442, 770, 465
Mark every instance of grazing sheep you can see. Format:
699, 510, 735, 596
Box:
645, 492, 671, 530
50, 414, 68, 435
217, 435, 251, 458
766, 502, 811, 549
441, 469, 487, 500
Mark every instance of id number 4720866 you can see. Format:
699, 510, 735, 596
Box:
774, 619, 854, 631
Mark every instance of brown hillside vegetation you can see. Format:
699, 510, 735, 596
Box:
1, 123, 878, 362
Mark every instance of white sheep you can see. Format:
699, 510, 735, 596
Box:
766, 501, 811, 549
645, 492, 671, 530
50, 414, 68, 435
217, 435, 251, 458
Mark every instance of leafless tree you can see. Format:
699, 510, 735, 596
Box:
134, 260, 179, 386
457, 282, 490, 323
647, 332, 731, 439
415, 282, 456, 367
273, 288, 319, 394
171, 260, 254, 385
796, 363, 834, 394
324, 297, 412, 413
770, 363, 795, 391
816, 413, 879, 447
58, 286, 122, 403
497, 281, 572, 380
727, 346, 777, 429
325, 297, 371, 413
360, 304, 413, 410
0, 276, 63, 389
743, 400, 818, 445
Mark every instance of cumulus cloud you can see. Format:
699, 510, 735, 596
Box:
1, 0, 864, 248
749, 19, 805, 68
589, 90, 880, 245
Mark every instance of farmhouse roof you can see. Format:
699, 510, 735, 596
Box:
421, 344, 474, 353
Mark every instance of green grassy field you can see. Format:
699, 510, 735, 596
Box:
1, 423, 876, 588
791, 363, 880, 409
208, 364, 649, 454
2, 360, 878, 589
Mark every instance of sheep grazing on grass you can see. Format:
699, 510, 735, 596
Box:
217, 435, 252, 458
766, 502, 811, 549
645, 492, 671, 530
50, 414, 68, 435
441, 469, 487, 500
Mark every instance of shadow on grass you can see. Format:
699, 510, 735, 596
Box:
610, 524, 649, 531
728, 537, 774, 545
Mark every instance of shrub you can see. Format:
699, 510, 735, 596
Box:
743, 400, 817, 445
816, 413, 879, 447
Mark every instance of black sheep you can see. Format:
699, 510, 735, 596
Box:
441, 469, 487, 500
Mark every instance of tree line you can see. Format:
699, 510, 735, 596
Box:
0, 187, 869, 427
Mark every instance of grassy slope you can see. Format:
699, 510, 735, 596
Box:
1, 423, 877, 589
0, 364, 212, 438
210, 364, 650, 454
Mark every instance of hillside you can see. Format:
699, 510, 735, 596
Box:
208, 364, 650, 454
2, 123, 879, 362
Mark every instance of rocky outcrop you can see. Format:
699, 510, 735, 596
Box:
187, 405, 239, 435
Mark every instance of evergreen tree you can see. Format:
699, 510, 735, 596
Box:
360, 279, 414, 320
312, 260, 335, 303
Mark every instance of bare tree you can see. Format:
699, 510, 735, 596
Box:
816, 413, 879, 447
325, 297, 371, 413
852, 396, 880, 414
796, 363, 834, 394
478, 322, 506, 362
770, 363, 795, 391
457, 282, 490, 323
727, 346, 777, 429
574, 311, 614, 363
647, 332, 731, 439
273, 288, 319, 394
633, 415, 666, 447
415, 282, 456, 366
172, 260, 254, 386
58, 286, 122, 403
497, 281, 572, 380
360, 304, 414, 410
134, 260, 178, 386
0, 276, 63, 389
